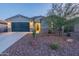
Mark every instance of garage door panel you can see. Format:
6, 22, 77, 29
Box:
11, 22, 29, 32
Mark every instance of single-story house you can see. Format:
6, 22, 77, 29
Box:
5, 14, 47, 33
0, 20, 7, 32
0, 14, 79, 33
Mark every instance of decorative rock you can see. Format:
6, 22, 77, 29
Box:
2, 33, 79, 56
66, 39, 73, 42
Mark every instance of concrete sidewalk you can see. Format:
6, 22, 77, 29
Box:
0, 32, 27, 53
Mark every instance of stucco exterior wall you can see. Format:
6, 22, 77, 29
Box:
0, 24, 7, 32
41, 19, 48, 32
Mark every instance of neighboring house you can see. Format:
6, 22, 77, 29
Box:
5, 14, 47, 33
0, 20, 7, 32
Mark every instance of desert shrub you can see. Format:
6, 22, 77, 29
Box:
32, 30, 36, 39
50, 43, 59, 50
48, 30, 52, 34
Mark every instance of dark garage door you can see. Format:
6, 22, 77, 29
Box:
11, 22, 29, 32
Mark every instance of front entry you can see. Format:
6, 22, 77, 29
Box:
35, 22, 41, 33
11, 22, 29, 32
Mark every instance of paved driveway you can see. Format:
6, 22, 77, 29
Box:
0, 32, 27, 53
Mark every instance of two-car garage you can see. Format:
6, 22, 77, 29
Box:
11, 22, 30, 32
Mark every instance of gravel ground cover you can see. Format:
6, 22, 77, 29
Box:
2, 33, 79, 56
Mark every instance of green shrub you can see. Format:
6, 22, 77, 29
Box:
50, 43, 59, 50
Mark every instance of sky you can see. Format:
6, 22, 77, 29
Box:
0, 3, 52, 19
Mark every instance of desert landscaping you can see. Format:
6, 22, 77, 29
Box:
0, 3, 79, 56
2, 32, 79, 56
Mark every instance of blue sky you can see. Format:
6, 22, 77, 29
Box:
0, 3, 51, 19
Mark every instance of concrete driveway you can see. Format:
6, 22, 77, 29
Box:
0, 32, 27, 53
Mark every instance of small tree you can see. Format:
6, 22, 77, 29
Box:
46, 3, 79, 36
46, 16, 53, 34
46, 15, 65, 36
